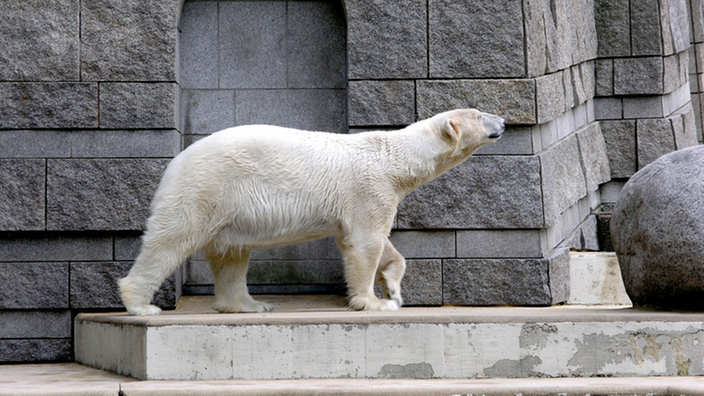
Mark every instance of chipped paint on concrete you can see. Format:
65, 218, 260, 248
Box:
378, 362, 434, 378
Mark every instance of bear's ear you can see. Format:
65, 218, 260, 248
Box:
442, 118, 462, 156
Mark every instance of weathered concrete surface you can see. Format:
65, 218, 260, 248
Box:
76, 297, 704, 380
568, 252, 632, 306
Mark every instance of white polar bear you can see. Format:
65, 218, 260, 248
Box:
119, 109, 505, 315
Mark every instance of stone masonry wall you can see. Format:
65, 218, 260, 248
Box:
689, 0, 704, 143
0, 0, 699, 363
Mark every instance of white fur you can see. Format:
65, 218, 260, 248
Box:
119, 109, 505, 315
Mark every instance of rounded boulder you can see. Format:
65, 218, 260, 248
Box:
611, 145, 704, 310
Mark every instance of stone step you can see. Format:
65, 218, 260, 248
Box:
75, 295, 704, 381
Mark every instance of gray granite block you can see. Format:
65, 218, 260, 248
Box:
417, 80, 537, 125
398, 156, 543, 229
547, 247, 570, 303
0, 0, 79, 81
630, 0, 663, 55
181, 90, 235, 134
388, 231, 455, 259
623, 96, 664, 119
47, 159, 169, 231
0, 159, 45, 231
681, 103, 699, 147
664, 0, 691, 54
0, 263, 68, 309
247, 260, 344, 285
429, 0, 525, 78
663, 53, 682, 94
0, 311, 71, 339
99, 83, 179, 129
70, 261, 176, 309
594, 0, 631, 57
0, 234, 112, 262
540, 135, 588, 228
637, 118, 677, 169
693, 0, 704, 42
0, 131, 71, 158
474, 126, 534, 155
218, 2, 286, 89
346, 0, 427, 79
614, 57, 664, 95
595, 59, 614, 96
71, 130, 180, 158
594, 97, 623, 120
524, 0, 555, 76
575, 61, 597, 103
114, 234, 142, 261
456, 230, 544, 259
0, 339, 71, 363
576, 123, 611, 192
399, 259, 442, 306
80, 0, 177, 81
235, 89, 347, 133
251, 238, 341, 261
179, 1, 218, 89
600, 120, 637, 178
0, 83, 98, 129
536, 71, 566, 124
287, 1, 346, 89
348, 81, 415, 126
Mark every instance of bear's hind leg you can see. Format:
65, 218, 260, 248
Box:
376, 237, 406, 308
205, 246, 273, 313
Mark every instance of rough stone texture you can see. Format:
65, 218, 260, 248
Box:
594, 0, 631, 57
417, 80, 537, 125
540, 135, 588, 228
672, 104, 700, 149
456, 230, 543, 259
636, 118, 677, 169
663, 53, 682, 93
0, 311, 71, 339
630, 0, 663, 55
612, 145, 704, 310
0, 0, 79, 81
595, 59, 614, 96
348, 81, 416, 126
614, 57, 664, 95
398, 156, 543, 229
346, 0, 427, 79
247, 261, 344, 285
536, 72, 566, 124
0, 130, 71, 158
0, 263, 68, 309
71, 130, 180, 158
622, 96, 664, 119
429, 0, 524, 78
399, 260, 442, 306
70, 262, 176, 309
0, 159, 45, 231
594, 97, 623, 119
114, 235, 143, 261
474, 126, 534, 155
388, 231, 455, 259
47, 159, 169, 231
576, 123, 611, 192
0, 234, 112, 262
80, 0, 177, 81
0, 83, 98, 129
600, 120, 637, 178
235, 89, 347, 133
181, 90, 235, 134
99, 83, 179, 129
179, 1, 218, 89
662, 0, 691, 55
0, 339, 71, 363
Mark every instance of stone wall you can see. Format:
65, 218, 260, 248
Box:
0, 0, 699, 363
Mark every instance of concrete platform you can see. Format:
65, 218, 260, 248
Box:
75, 295, 704, 381
3, 363, 704, 395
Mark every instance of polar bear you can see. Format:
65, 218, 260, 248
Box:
119, 109, 505, 315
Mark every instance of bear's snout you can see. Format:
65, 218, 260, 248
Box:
485, 114, 505, 139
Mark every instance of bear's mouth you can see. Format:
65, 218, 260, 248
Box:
488, 132, 503, 139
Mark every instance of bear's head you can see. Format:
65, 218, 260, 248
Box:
439, 108, 505, 158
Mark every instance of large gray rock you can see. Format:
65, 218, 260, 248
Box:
611, 145, 704, 310
0, 83, 98, 129
0, 0, 79, 81
0, 159, 45, 231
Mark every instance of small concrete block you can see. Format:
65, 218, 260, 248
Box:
0, 339, 71, 363
246, 260, 344, 286
0, 263, 68, 309
622, 96, 664, 119
576, 123, 611, 192
443, 259, 552, 305
594, 0, 631, 57
348, 80, 415, 126
595, 59, 614, 97
179, 1, 218, 89
80, 0, 177, 81
636, 118, 677, 168
218, 1, 286, 89
568, 252, 632, 305
0, 311, 71, 339
456, 230, 543, 258
70, 262, 176, 309
416, 79, 537, 125
388, 231, 455, 259
114, 234, 142, 261
71, 130, 180, 158
47, 159, 169, 231
594, 97, 622, 120
614, 57, 664, 95
0, 130, 71, 158
400, 259, 442, 306
539, 135, 588, 228
398, 156, 543, 229
0, 234, 112, 262
0, 0, 79, 81
99, 83, 179, 129
600, 120, 637, 178
287, 1, 346, 89
0, 83, 98, 129
429, 0, 525, 78
0, 159, 45, 231
181, 90, 235, 134
630, 0, 663, 55
475, 126, 534, 155
346, 0, 427, 79
536, 71, 565, 124
235, 89, 347, 133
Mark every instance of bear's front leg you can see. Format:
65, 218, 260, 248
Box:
376, 237, 406, 308
338, 233, 400, 311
